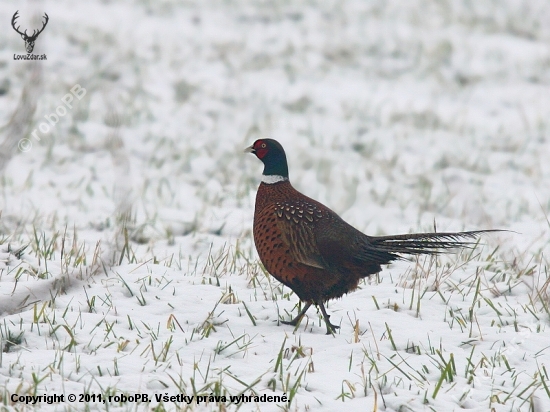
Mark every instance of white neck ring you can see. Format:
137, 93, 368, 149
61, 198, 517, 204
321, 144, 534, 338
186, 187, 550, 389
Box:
261, 175, 288, 184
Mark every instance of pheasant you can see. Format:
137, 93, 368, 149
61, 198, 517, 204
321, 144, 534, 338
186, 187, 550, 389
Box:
246, 138, 498, 334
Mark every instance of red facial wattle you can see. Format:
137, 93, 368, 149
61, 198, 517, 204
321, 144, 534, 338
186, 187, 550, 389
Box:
255, 148, 268, 159
254, 141, 268, 159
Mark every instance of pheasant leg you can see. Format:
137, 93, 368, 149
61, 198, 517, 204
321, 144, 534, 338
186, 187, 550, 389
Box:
281, 302, 312, 326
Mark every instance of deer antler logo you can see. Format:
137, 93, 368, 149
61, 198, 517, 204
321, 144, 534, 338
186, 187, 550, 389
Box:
11, 11, 49, 54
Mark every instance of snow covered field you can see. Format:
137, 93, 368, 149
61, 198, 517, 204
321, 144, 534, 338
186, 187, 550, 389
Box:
1, 1, 550, 410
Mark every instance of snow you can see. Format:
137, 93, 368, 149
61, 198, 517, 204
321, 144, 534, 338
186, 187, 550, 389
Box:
1, 0, 550, 411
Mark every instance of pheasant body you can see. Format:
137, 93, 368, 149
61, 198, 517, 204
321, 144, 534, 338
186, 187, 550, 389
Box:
246, 139, 496, 334
254, 183, 379, 304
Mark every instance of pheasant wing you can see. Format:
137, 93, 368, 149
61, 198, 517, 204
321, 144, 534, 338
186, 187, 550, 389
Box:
274, 202, 328, 270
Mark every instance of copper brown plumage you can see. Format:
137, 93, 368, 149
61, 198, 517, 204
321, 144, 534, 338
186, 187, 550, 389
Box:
246, 138, 498, 334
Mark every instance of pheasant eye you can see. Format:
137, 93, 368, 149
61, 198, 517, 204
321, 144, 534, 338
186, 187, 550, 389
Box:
261, 143, 267, 148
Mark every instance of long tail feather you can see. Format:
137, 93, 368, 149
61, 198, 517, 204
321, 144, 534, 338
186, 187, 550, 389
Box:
369, 230, 502, 256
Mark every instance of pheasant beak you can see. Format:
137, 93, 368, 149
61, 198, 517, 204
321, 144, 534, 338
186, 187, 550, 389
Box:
244, 144, 255, 154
